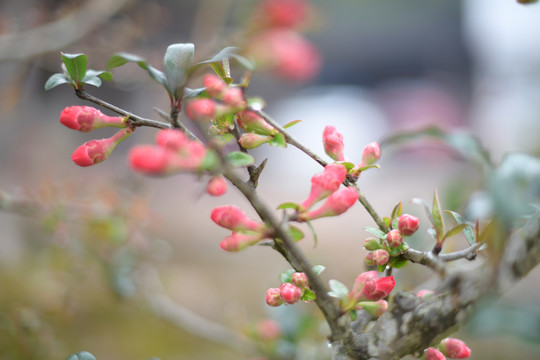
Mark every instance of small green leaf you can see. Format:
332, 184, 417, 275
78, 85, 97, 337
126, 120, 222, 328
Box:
383, 216, 391, 228
283, 120, 302, 129
389, 255, 408, 269
391, 201, 402, 220
336, 161, 356, 170
432, 190, 444, 239
388, 242, 409, 257
442, 223, 469, 241
391, 217, 399, 230
247, 97, 266, 110
269, 133, 287, 148
280, 269, 296, 284
164, 43, 195, 99
200, 150, 220, 171
328, 279, 349, 299
107, 52, 168, 95
364, 227, 387, 239
349, 309, 358, 321
301, 288, 316, 302
312, 265, 325, 276
44, 73, 71, 90
225, 151, 255, 167
446, 210, 476, 246
81, 75, 102, 87
289, 225, 304, 242
85, 69, 113, 82
377, 264, 386, 273
277, 202, 301, 210
61, 52, 87, 86
184, 87, 206, 99
66, 351, 96, 360
411, 198, 436, 230
354, 164, 380, 172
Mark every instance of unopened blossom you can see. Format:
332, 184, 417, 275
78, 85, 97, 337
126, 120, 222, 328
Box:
362, 275, 395, 301
361, 142, 381, 166
300, 163, 347, 210
72, 128, 132, 167
185, 98, 217, 121
299, 187, 358, 221
322, 125, 345, 161
291, 272, 309, 289
425, 347, 446, 360
203, 74, 226, 98
439, 338, 471, 359
386, 229, 403, 247
398, 214, 420, 236
220, 231, 266, 252
364, 237, 381, 251
266, 288, 283, 307
206, 175, 227, 196
279, 283, 302, 304
257, 0, 310, 28
223, 87, 246, 110
155, 129, 189, 151
211, 205, 262, 231
356, 299, 388, 317
237, 110, 277, 136
371, 249, 390, 266
256, 319, 282, 341
60, 105, 126, 132
416, 289, 435, 299
348, 271, 395, 303
239, 133, 272, 149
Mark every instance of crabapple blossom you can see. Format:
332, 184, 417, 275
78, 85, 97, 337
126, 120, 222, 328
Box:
211, 206, 262, 232
387, 229, 403, 247
265, 288, 283, 307
425, 347, 446, 360
439, 338, 471, 359
398, 214, 420, 236
206, 175, 227, 196
322, 125, 345, 161
220, 231, 266, 252
60, 105, 126, 132
279, 283, 302, 304
237, 110, 277, 136
299, 187, 358, 221
300, 163, 347, 210
71, 128, 132, 167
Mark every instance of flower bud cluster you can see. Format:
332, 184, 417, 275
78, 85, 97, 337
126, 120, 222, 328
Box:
342, 270, 395, 313
265, 272, 313, 307
294, 164, 358, 222
185, 74, 247, 123
60, 106, 133, 167
211, 205, 270, 252
129, 129, 207, 175
423, 338, 471, 359
321, 125, 381, 178
363, 213, 420, 269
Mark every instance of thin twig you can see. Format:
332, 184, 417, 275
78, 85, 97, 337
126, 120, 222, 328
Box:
153, 107, 199, 140
76, 90, 171, 129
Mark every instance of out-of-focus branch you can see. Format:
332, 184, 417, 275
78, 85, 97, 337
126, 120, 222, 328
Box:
0, 0, 131, 62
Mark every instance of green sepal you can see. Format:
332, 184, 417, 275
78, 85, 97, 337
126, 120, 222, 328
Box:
277, 202, 301, 210
388, 255, 408, 269
336, 161, 356, 171
269, 133, 287, 148
301, 288, 316, 302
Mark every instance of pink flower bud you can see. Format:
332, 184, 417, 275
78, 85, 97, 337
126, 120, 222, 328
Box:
363, 275, 395, 301
223, 87, 246, 110
71, 128, 132, 167
155, 129, 188, 151
237, 110, 277, 136
239, 133, 272, 149
256, 319, 282, 341
416, 289, 435, 299
185, 98, 216, 121
356, 299, 388, 317
279, 283, 302, 304
371, 249, 389, 266
220, 232, 265, 252
364, 237, 381, 251
211, 205, 262, 231
129, 146, 176, 175
361, 142, 381, 166
299, 187, 358, 221
322, 125, 345, 161
266, 288, 284, 307
291, 272, 309, 289
365, 252, 376, 267
425, 347, 446, 360
386, 229, 403, 247
258, 0, 309, 28
60, 106, 126, 132
204, 74, 226, 98
398, 214, 420, 236
206, 175, 227, 196
439, 338, 471, 359
350, 271, 395, 302
300, 163, 347, 210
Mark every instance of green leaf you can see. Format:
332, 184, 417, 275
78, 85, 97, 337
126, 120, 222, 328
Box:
184, 87, 206, 99
388, 242, 409, 257
289, 225, 304, 242
225, 151, 255, 167
349, 309, 358, 321
411, 198, 436, 230
164, 43, 194, 99
328, 279, 349, 299
301, 288, 316, 302
283, 120, 302, 129
336, 161, 356, 170
432, 190, 444, 239
354, 164, 380, 172
61, 52, 87, 86
391, 217, 399, 231
200, 150, 219, 171
280, 269, 295, 284
312, 265, 325, 276
44, 73, 71, 90
442, 223, 469, 241
391, 201, 402, 220
269, 133, 287, 148
383, 216, 391, 228
364, 227, 387, 240
277, 202, 301, 210
85, 69, 113, 82
445, 210, 475, 245
389, 255, 408, 269
107, 52, 168, 95
66, 351, 96, 360
81, 75, 102, 87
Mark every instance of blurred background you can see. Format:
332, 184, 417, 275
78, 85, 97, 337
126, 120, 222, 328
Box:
1, 0, 540, 359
